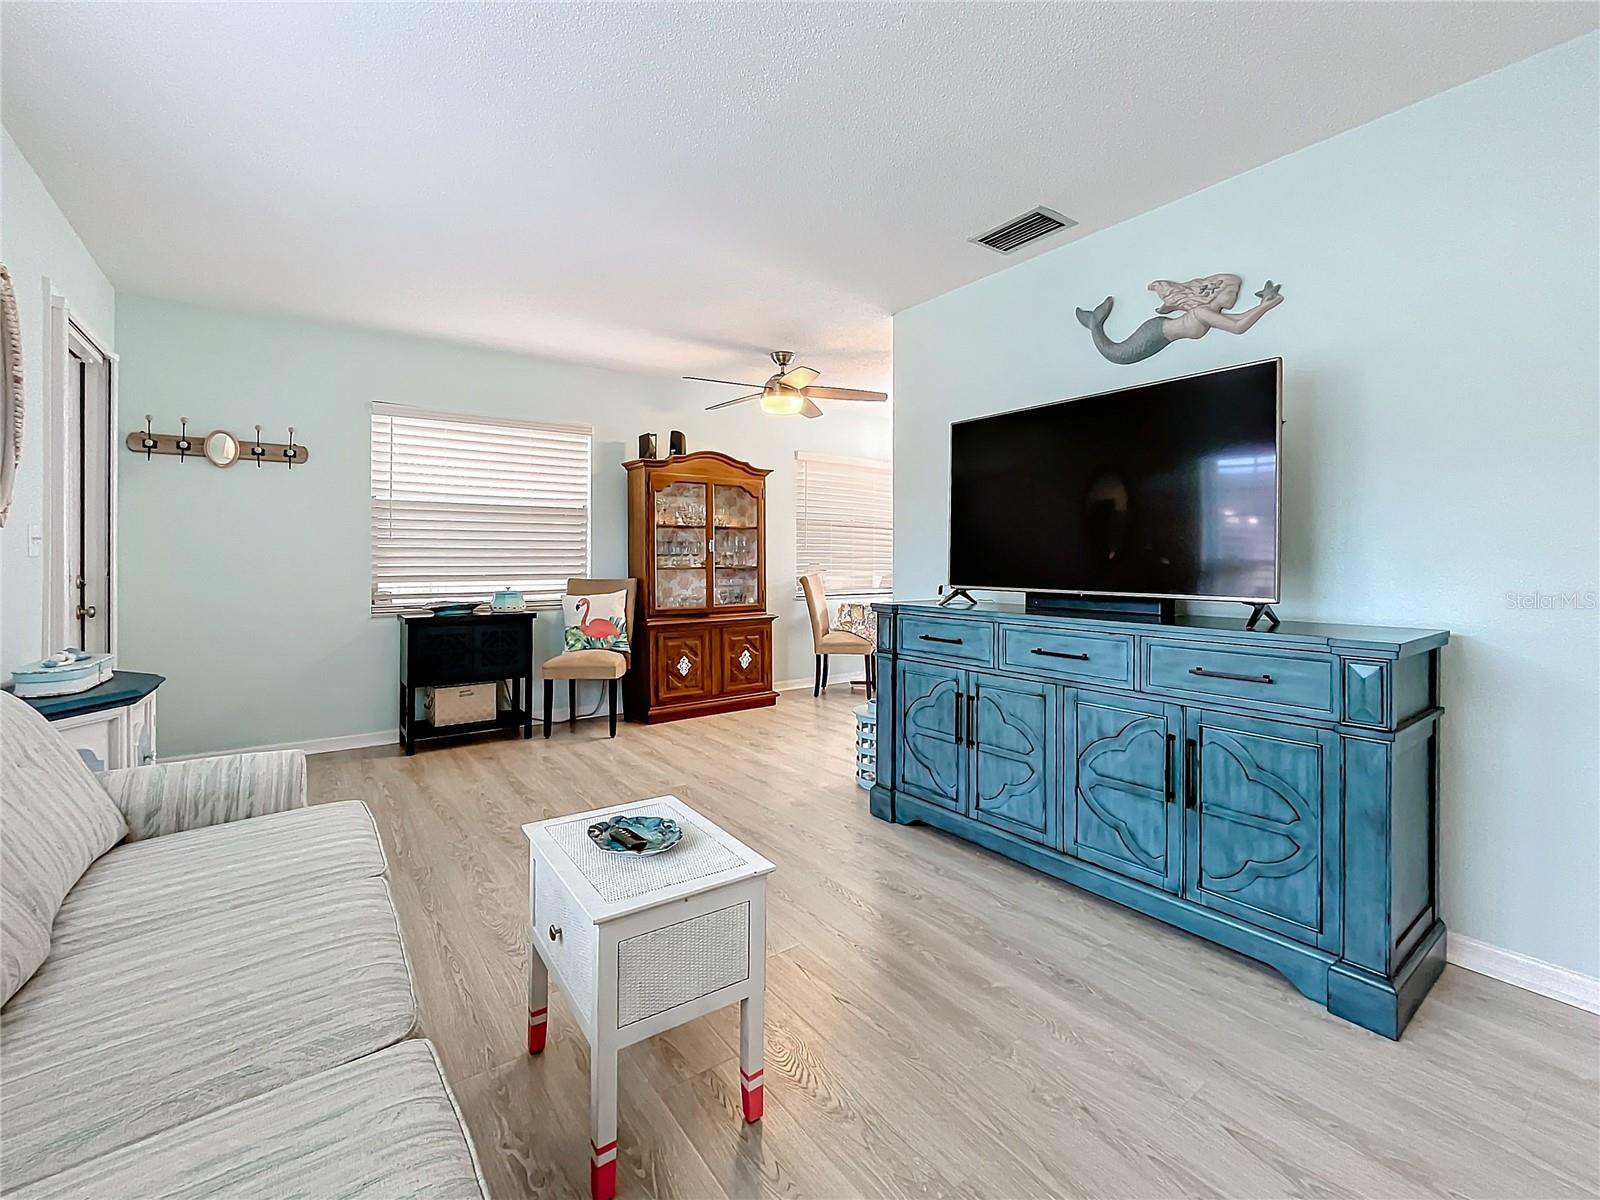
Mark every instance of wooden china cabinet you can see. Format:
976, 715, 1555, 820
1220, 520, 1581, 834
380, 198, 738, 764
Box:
624, 451, 779, 722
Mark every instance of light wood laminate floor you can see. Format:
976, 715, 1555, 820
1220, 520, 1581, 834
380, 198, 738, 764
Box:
310, 689, 1599, 1200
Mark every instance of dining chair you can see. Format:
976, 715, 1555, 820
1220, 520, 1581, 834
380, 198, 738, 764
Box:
541, 578, 638, 737
799, 572, 875, 699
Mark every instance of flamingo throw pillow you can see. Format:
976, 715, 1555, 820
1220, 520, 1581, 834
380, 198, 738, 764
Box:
563, 590, 629, 653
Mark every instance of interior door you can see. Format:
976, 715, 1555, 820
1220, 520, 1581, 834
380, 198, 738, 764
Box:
1183, 710, 1341, 951
970, 672, 1057, 845
1068, 693, 1182, 891
895, 660, 965, 812
68, 345, 112, 653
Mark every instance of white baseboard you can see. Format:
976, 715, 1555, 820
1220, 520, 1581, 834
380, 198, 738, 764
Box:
163, 729, 397, 762
1447, 933, 1600, 1014
775, 669, 867, 693
163, 699, 617, 762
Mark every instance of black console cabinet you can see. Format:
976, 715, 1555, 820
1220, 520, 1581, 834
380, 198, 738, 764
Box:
398, 611, 536, 754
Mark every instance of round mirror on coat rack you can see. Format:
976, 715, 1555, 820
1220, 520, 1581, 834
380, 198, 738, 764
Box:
204, 430, 241, 467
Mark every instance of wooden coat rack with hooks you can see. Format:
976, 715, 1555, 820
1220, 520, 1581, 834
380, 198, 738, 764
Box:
126, 416, 310, 468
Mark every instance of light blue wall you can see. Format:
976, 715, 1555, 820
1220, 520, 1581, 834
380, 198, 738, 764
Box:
0, 131, 117, 677
114, 296, 890, 756
893, 37, 1599, 977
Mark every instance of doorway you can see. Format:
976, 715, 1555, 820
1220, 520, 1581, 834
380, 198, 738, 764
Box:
43, 287, 117, 658
66, 332, 113, 651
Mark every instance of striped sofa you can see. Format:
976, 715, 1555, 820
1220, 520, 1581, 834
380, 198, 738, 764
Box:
0, 690, 488, 1198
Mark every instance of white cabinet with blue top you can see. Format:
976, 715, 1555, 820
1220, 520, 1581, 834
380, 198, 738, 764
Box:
9, 671, 165, 772
871, 601, 1448, 1039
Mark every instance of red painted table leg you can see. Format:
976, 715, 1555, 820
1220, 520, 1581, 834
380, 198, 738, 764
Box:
590, 1140, 618, 1200
739, 991, 765, 1123
740, 1068, 764, 1122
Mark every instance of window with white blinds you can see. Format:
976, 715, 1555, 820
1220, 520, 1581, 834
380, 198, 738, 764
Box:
370, 404, 591, 612
795, 452, 893, 595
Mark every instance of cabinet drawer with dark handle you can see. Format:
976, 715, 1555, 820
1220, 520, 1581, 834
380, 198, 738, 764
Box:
997, 624, 1132, 684
896, 616, 995, 665
1145, 641, 1335, 715
1190, 666, 1273, 685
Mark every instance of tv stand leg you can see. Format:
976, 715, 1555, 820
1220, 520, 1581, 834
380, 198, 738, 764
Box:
938, 587, 978, 608
1245, 602, 1281, 630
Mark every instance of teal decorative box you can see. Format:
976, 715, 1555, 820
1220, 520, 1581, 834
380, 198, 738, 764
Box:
491, 587, 527, 612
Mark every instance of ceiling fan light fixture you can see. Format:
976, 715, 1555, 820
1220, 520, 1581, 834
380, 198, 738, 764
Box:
760, 383, 804, 415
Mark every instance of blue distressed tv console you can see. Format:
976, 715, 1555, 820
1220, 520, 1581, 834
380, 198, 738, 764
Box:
869, 600, 1449, 1038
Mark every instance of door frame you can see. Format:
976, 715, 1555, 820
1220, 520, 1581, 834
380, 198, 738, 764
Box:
42, 280, 118, 657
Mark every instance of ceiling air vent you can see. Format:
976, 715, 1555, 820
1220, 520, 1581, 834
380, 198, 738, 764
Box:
970, 206, 1077, 254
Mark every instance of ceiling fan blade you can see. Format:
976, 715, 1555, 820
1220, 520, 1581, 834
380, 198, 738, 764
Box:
778, 365, 820, 390
706, 392, 762, 411
800, 398, 824, 419
684, 375, 763, 388
802, 385, 888, 402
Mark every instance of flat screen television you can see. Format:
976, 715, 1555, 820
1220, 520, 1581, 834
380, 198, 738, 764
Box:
949, 358, 1281, 603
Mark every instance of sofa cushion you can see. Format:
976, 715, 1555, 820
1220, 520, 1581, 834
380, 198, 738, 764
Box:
0, 692, 127, 1005
10, 1040, 487, 1200
50, 801, 386, 955
100, 748, 308, 841
0, 877, 417, 1188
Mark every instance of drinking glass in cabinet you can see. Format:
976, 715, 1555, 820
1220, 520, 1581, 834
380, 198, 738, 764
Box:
655, 482, 707, 528
656, 527, 706, 568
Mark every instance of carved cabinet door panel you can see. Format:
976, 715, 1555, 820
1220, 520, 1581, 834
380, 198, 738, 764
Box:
971, 672, 1058, 846
1067, 693, 1182, 891
412, 627, 473, 684
473, 620, 532, 679
652, 626, 714, 705
1183, 710, 1341, 951
718, 622, 771, 695
895, 661, 966, 813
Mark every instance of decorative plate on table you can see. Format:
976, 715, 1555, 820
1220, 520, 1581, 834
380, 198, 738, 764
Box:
587, 814, 683, 856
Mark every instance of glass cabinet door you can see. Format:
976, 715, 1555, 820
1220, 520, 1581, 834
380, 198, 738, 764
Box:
653, 481, 708, 609
711, 484, 760, 607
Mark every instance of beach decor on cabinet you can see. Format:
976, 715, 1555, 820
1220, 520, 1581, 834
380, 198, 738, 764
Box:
11, 651, 115, 699
1076, 274, 1284, 364
0, 263, 22, 528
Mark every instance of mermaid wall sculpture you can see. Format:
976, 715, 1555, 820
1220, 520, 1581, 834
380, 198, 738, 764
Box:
1076, 274, 1284, 365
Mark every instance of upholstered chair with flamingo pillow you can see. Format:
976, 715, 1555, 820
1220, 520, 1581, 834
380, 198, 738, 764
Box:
542, 577, 638, 738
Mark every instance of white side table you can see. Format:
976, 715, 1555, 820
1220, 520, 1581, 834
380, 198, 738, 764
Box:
14, 670, 162, 772
523, 796, 775, 1200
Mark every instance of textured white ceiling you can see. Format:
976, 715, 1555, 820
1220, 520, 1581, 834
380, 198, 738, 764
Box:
3, 2, 1593, 391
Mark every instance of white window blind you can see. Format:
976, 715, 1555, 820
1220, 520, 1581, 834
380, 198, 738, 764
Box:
795, 452, 893, 595
370, 404, 591, 612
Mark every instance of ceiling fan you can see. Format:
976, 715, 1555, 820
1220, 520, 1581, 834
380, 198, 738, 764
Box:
686, 351, 888, 419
